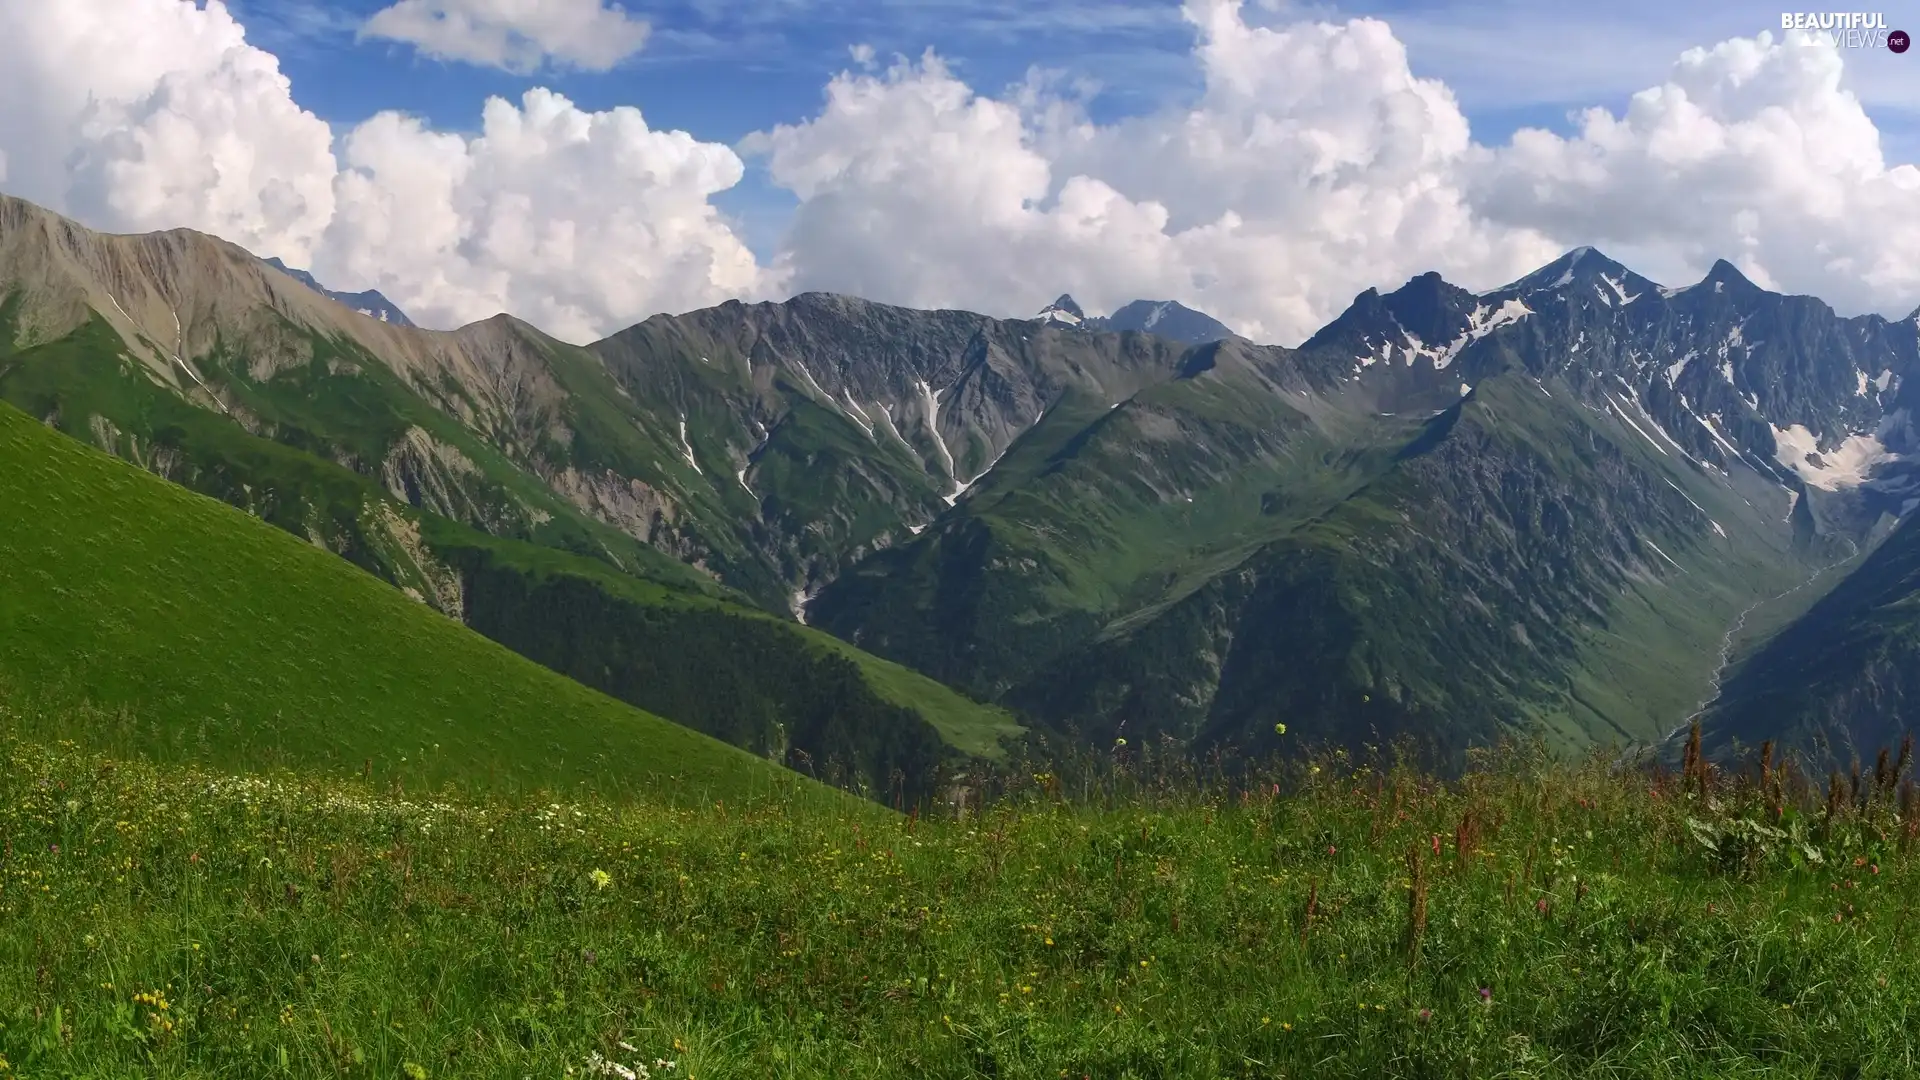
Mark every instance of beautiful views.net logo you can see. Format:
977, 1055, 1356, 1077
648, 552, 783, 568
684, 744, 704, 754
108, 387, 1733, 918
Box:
1780, 12, 1911, 51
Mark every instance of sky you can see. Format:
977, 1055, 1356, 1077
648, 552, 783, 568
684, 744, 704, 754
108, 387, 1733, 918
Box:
2, 0, 1919, 346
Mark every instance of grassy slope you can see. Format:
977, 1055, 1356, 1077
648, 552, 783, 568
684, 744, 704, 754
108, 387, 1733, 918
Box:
1013, 374, 1811, 762
3, 736, 1916, 1078
0, 306, 1014, 774
0, 400, 813, 805
810, 363, 1410, 698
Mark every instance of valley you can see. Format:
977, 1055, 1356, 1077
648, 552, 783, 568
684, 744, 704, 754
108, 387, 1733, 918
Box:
3, 193, 1918, 788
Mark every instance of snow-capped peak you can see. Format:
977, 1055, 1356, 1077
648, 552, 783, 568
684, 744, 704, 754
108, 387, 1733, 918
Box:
1493, 246, 1617, 296
1037, 294, 1086, 326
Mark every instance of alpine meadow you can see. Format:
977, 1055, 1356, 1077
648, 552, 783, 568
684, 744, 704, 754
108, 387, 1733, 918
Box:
6, 2, 1920, 1076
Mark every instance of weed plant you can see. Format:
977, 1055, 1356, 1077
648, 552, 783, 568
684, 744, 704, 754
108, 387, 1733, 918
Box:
2, 723, 1918, 1078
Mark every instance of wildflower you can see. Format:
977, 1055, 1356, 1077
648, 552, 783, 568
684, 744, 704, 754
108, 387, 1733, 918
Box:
1536, 898, 1549, 915
590, 869, 612, 890
1114, 738, 1127, 747
402, 1065, 428, 1080
1418, 1008, 1432, 1022
1274, 723, 1287, 736
1479, 987, 1493, 1004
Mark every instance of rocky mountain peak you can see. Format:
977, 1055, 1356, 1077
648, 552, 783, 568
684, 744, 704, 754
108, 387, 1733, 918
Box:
1037, 294, 1086, 326
1102, 299, 1235, 344
262, 256, 415, 327
1700, 258, 1762, 294
1493, 246, 1656, 310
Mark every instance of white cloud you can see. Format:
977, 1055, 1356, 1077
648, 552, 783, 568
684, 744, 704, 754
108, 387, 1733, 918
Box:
752, 2, 1920, 343
4, 0, 1920, 351
361, 0, 650, 73
319, 89, 769, 341
0, 0, 764, 342
1471, 30, 1920, 314
751, 0, 1558, 344
0, 0, 337, 263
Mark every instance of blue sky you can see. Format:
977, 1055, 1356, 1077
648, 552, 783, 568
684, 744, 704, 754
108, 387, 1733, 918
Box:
226, 0, 1920, 263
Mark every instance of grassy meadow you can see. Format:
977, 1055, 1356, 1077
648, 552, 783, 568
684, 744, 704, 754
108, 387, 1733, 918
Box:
2, 725, 1918, 1079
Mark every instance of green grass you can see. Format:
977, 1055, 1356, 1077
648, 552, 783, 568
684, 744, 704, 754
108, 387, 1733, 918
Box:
0, 310, 1013, 783
3, 732, 1918, 1078
812, 641, 1025, 759
0, 399, 815, 806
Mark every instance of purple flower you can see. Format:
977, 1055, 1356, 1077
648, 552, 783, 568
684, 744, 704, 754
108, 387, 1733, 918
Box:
1478, 987, 1492, 1003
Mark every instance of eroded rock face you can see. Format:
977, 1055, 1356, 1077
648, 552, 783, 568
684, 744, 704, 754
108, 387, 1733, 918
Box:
545, 465, 678, 545
363, 501, 465, 616
381, 427, 484, 521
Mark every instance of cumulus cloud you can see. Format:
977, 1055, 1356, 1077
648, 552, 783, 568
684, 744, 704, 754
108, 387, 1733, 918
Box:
319, 89, 768, 341
4, 0, 1920, 350
1471, 29, 1920, 315
752, 0, 1560, 344
0, 0, 337, 263
753, 0, 1920, 343
0, 0, 763, 342
360, 0, 650, 73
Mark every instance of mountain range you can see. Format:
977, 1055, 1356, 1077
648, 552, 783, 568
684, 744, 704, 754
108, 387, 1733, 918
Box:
1037, 294, 1236, 344
3, 190, 1917, 786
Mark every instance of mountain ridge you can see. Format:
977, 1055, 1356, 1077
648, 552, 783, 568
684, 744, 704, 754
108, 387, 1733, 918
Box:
1037, 293, 1236, 344
262, 256, 415, 327
5, 188, 1919, 768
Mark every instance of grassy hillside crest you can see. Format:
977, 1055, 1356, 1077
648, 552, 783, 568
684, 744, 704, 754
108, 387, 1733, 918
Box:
0, 398, 817, 804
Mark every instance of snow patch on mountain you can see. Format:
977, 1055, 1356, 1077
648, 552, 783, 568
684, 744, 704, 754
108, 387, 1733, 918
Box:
915, 378, 957, 484
1609, 393, 1670, 458
1037, 294, 1085, 327
841, 391, 876, 437
946, 446, 1008, 507
677, 417, 702, 475
1599, 274, 1640, 306
1689, 408, 1743, 460
1664, 476, 1708, 516
1394, 298, 1533, 372
1771, 424, 1896, 490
